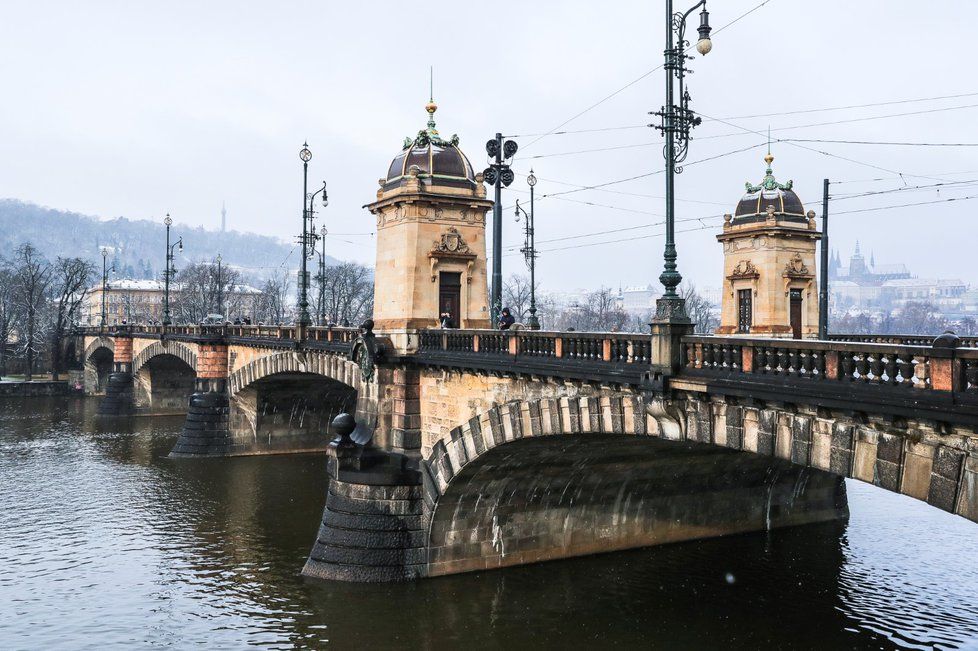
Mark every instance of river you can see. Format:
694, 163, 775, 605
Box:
1, 397, 976, 650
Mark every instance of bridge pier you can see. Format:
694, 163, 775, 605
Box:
303, 415, 425, 582
170, 344, 232, 457
96, 336, 134, 416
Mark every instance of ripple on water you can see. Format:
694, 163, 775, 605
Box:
0, 397, 977, 650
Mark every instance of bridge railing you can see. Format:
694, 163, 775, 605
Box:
827, 333, 978, 348
681, 335, 978, 395
417, 329, 653, 364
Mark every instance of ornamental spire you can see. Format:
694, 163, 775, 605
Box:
402, 70, 460, 150
745, 149, 793, 193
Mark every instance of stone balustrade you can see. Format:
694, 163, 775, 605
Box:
682, 335, 978, 396
827, 333, 978, 348
417, 329, 654, 364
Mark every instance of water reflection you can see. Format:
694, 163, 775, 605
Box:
0, 397, 976, 650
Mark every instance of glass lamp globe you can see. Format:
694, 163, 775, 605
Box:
696, 37, 713, 56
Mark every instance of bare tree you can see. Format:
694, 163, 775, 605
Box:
680, 283, 720, 335
254, 272, 293, 324
172, 260, 242, 324
0, 259, 14, 377
503, 274, 533, 323
50, 256, 95, 380
11, 243, 53, 381
555, 287, 630, 332
317, 262, 373, 326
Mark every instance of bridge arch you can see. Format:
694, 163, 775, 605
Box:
419, 394, 847, 577
83, 338, 115, 395
228, 351, 362, 396
418, 392, 975, 576
224, 350, 366, 454
131, 342, 198, 413
132, 340, 197, 375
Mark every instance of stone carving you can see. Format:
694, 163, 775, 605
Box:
432, 227, 470, 255
728, 260, 759, 279
784, 253, 810, 276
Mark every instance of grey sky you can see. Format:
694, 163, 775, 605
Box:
0, 0, 975, 292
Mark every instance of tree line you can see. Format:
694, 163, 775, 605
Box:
0, 244, 94, 380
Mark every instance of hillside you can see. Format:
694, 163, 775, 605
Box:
0, 199, 338, 283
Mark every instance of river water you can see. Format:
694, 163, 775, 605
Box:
1, 397, 976, 650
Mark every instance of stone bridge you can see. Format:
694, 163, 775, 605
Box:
76, 323, 978, 582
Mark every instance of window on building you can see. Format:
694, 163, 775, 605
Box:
738, 289, 752, 334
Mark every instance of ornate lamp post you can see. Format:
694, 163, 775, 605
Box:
514, 170, 540, 330
483, 134, 518, 324
100, 248, 115, 328
162, 213, 183, 326
318, 224, 327, 326
298, 142, 328, 329
651, 0, 712, 321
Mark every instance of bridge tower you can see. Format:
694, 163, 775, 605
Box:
366, 99, 494, 348
717, 153, 820, 338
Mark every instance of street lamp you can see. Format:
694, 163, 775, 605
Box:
318, 224, 327, 326
514, 170, 540, 330
483, 134, 519, 325
162, 213, 183, 326
100, 248, 115, 328
297, 142, 328, 329
651, 0, 712, 321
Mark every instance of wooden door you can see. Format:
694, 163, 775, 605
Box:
439, 271, 461, 327
790, 289, 803, 339
737, 289, 752, 334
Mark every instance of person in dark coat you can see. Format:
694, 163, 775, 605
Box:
499, 307, 515, 330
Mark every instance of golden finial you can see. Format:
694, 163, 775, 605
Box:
764, 152, 774, 166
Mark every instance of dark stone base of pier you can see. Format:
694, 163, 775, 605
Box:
96, 371, 134, 415
302, 445, 425, 582
169, 379, 232, 457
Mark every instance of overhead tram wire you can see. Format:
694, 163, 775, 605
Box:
694, 110, 945, 181
697, 102, 978, 143
515, 0, 776, 152
718, 90, 978, 120
781, 138, 978, 147
504, 90, 978, 142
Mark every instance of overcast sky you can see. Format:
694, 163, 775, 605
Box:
0, 1, 975, 292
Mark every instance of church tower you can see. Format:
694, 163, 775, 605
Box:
366, 99, 493, 343
716, 153, 820, 338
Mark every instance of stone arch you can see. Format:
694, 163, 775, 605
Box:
83, 337, 114, 363
422, 392, 978, 550
132, 340, 197, 375
419, 393, 853, 577
228, 350, 362, 396
83, 338, 115, 395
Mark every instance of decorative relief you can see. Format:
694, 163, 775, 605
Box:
783, 253, 811, 277
429, 227, 476, 281
432, 227, 471, 255
728, 259, 759, 279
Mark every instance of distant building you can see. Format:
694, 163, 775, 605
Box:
617, 284, 660, 315
85, 279, 262, 325
829, 241, 911, 285
829, 243, 972, 316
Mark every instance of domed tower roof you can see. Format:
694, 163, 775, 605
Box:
383, 100, 476, 192
733, 153, 806, 224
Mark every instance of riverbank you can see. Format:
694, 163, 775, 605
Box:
0, 380, 76, 397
